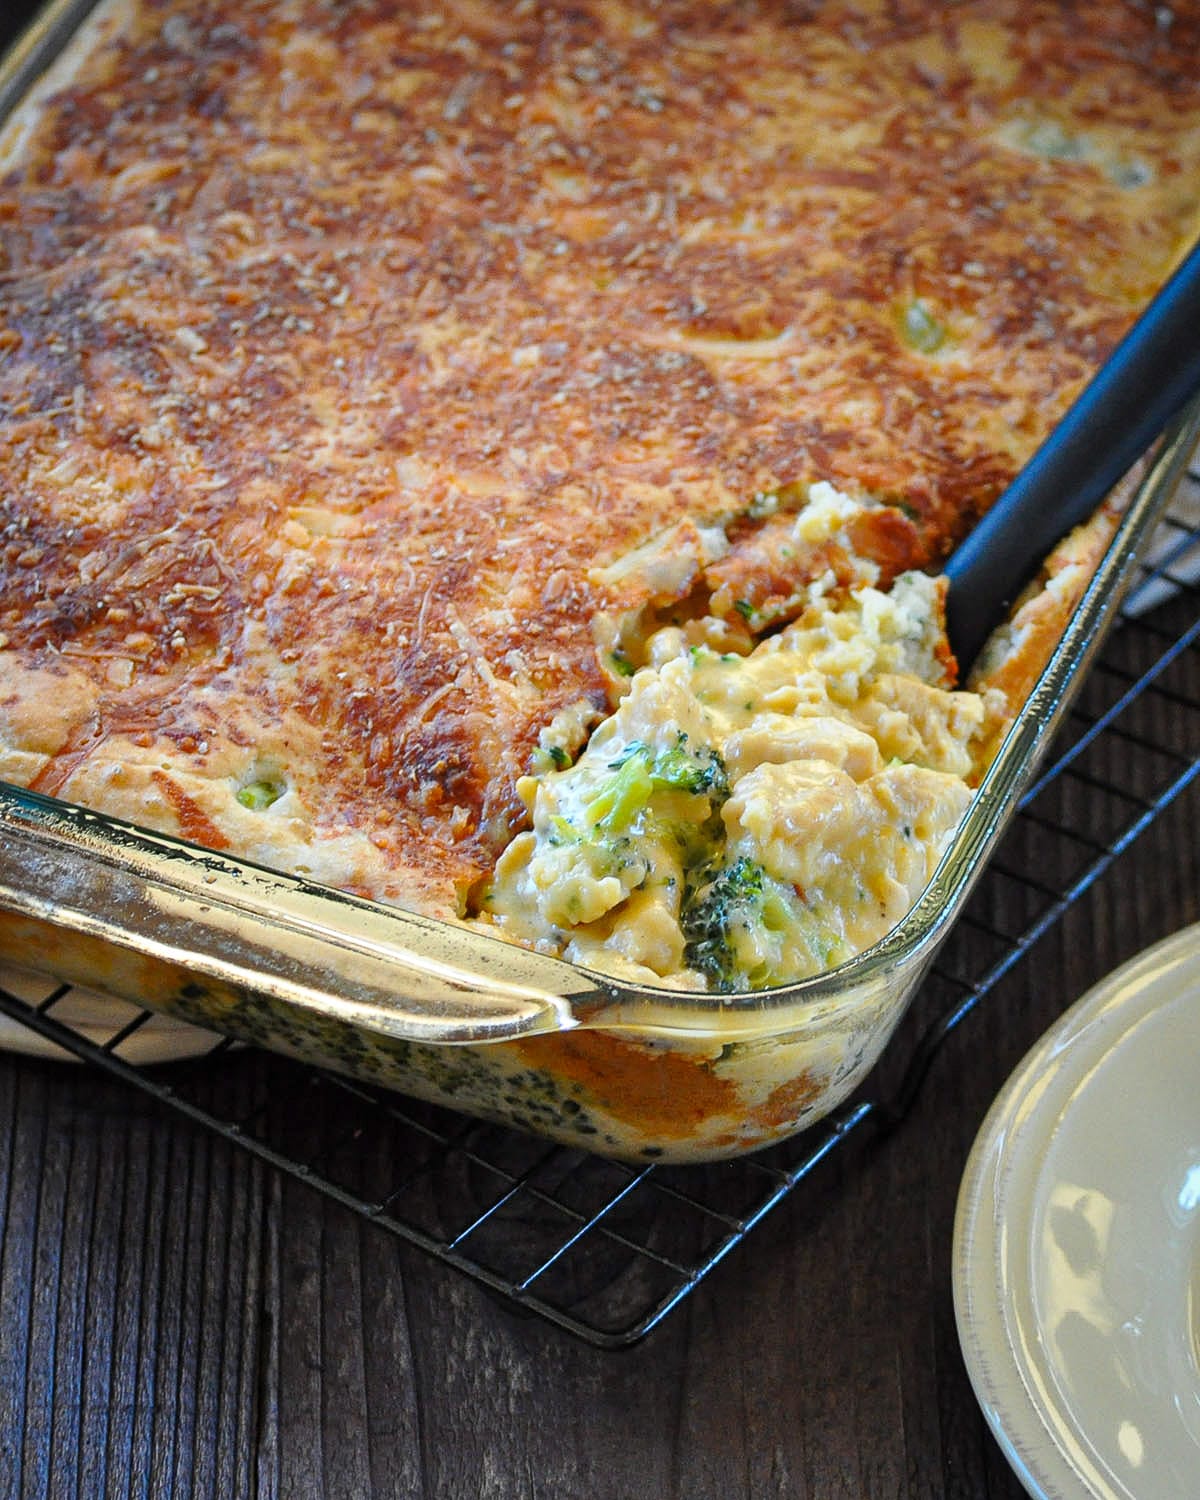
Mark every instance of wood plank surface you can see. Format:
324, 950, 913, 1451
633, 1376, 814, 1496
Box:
2, 6, 1199, 1495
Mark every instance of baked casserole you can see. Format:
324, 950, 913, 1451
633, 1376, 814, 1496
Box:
1, 0, 1198, 1156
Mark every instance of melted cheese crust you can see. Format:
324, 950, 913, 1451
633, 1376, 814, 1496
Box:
2, 0, 1199, 917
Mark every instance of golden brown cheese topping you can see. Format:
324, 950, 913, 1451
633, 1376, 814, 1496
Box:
1, 0, 1199, 918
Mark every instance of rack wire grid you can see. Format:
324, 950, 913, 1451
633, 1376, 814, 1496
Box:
1, 468, 1198, 1348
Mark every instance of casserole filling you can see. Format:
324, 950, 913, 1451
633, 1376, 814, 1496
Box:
476, 486, 994, 990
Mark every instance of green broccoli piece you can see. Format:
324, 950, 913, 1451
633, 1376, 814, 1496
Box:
531, 744, 572, 773
607, 734, 728, 797
648, 733, 730, 800
578, 736, 729, 835
236, 777, 285, 811
680, 856, 773, 991
608, 740, 651, 769
545, 814, 581, 847
584, 750, 654, 832
900, 299, 946, 354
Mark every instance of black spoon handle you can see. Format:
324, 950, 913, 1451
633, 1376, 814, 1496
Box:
944, 236, 1200, 671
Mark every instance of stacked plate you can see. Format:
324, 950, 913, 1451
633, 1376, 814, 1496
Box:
954, 924, 1200, 1499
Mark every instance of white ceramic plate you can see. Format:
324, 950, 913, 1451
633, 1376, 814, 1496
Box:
954, 922, 1200, 1500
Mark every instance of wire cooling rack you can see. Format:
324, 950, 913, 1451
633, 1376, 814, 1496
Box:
1, 475, 1198, 1347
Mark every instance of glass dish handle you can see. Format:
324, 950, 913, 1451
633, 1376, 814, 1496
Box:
0, 783, 603, 1044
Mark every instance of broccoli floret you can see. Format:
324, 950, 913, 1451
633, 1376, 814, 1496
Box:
584, 750, 655, 832
649, 733, 729, 799
606, 734, 729, 800
681, 858, 822, 996
531, 744, 572, 773
236, 777, 285, 811
900, 298, 947, 354
559, 734, 728, 842
607, 740, 651, 770
681, 856, 764, 990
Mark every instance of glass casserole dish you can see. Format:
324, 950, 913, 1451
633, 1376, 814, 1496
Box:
1, 0, 1198, 1162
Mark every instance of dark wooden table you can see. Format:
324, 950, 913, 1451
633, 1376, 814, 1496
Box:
3, 6, 1199, 1495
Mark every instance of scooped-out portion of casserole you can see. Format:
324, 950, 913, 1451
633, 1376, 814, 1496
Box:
477, 486, 992, 989
3, 0, 1200, 955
